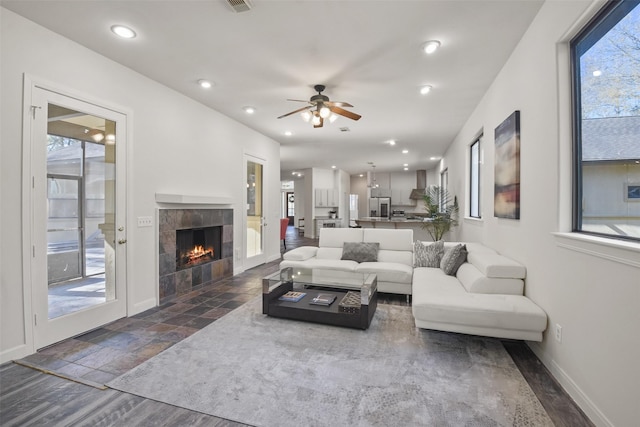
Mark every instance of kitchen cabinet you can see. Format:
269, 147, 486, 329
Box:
391, 189, 416, 206
370, 188, 391, 198
315, 218, 343, 236
315, 188, 338, 207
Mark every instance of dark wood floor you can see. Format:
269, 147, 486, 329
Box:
0, 226, 593, 426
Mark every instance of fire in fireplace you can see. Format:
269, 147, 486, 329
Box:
176, 226, 222, 271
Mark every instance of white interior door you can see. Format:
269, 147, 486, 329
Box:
29, 85, 127, 349
244, 154, 267, 269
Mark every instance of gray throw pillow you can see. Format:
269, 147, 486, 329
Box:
414, 240, 444, 268
341, 242, 380, 263
440, 244, 468, 276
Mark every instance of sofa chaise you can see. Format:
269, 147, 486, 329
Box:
412, 241, 548, 341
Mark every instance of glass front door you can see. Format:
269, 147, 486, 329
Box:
30, 86, 127, 348
245, 155, 266, 269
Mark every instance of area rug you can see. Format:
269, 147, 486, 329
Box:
108, 298, 552, 426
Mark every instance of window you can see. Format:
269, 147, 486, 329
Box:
469, 137, 481, 218
440, 168, 448, 212
571, 0, 640, 242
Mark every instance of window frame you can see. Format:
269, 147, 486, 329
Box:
570, 0, 640, 243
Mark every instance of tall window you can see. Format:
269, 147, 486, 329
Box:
440, 168, 449, 212
571, 0, 640, 242
469, 137, 481, 218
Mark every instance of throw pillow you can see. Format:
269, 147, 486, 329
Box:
413, 240, 444, 268
440, 244, 468, 276
341, 242, 380, 263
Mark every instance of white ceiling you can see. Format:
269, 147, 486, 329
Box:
2, 0, 544, 179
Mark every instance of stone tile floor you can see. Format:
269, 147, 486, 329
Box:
22, 266, 274, 385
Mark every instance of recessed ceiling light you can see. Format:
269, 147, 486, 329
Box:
404, 167, 409, 171
359, 174, 364, 177
403, 163, 408, 167
291, 171, 297, 175
331, 165, 336, 169
243, 106, 256, 114
111, 25, 136, 39
388, 139, 396, 146
420, 85, 432, 95
198, 79, 213, 89
402, 149, 409, 154
423, 40, 441, 54
284, 131, 293, 136
430, 156, 440, 160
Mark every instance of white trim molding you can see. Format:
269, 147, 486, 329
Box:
155, 193, 233, 205
552, 232, 640, 269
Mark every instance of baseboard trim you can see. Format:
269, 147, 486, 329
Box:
0, 343, 32, 365
266, 254, 281, 263
528, 342, 613, 427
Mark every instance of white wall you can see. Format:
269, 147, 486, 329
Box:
444, 1, 640, 426
0, 8, 281, 361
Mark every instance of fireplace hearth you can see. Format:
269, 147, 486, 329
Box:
159, 208, 233, 302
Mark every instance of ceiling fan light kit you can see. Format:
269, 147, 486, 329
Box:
278, 84, 361, 128
423, 40, 441, 54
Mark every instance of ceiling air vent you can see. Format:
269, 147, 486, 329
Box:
339, 127, 351, 132
226, 0, 252, 13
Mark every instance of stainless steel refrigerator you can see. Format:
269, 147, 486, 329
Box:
369, 197, 391, 218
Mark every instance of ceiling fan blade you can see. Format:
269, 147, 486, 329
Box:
313, 117, 324, 128
277, 105, 312, 119
286, 99, 312, 103
325, 101, 354, 108
329, 106, 361, 121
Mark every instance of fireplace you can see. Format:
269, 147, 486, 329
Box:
176, 226, 221, 270
158, 208, 233, 303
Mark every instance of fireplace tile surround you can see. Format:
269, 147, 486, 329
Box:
158, 208, 233, 303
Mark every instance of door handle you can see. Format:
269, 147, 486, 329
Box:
118, 239, 127, 244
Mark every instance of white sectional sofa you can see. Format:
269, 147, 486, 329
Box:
281, 228, 547, 341
280, 228, 414, 295
412, 242, 548, 341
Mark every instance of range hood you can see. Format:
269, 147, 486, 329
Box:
409, 170, 427, 200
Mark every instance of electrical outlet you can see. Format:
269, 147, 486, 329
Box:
137, 216, 153, 227
555, 324, 562, 343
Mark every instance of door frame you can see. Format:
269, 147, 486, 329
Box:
21, 75, 133, 352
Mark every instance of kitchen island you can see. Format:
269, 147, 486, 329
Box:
355, 217, 433, 241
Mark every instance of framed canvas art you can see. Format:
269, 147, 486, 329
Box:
494, 111, 520, 219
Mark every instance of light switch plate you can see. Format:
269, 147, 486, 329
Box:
137, 216, 153, 227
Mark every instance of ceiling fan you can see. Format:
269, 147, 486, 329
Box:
277, 84, 362, 128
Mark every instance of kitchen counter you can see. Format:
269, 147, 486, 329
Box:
355, 217, 432, 241
356, 217, 426, 224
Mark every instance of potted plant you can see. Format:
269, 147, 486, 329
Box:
420, 186, 459, 241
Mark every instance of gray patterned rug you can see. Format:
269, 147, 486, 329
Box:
108, 298, 552, 426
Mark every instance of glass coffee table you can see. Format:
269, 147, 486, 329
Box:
262, 267, 378, 330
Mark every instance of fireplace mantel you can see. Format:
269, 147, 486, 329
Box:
155, 193, 233, 205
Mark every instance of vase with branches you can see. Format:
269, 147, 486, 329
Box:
420, 186, 459, 241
